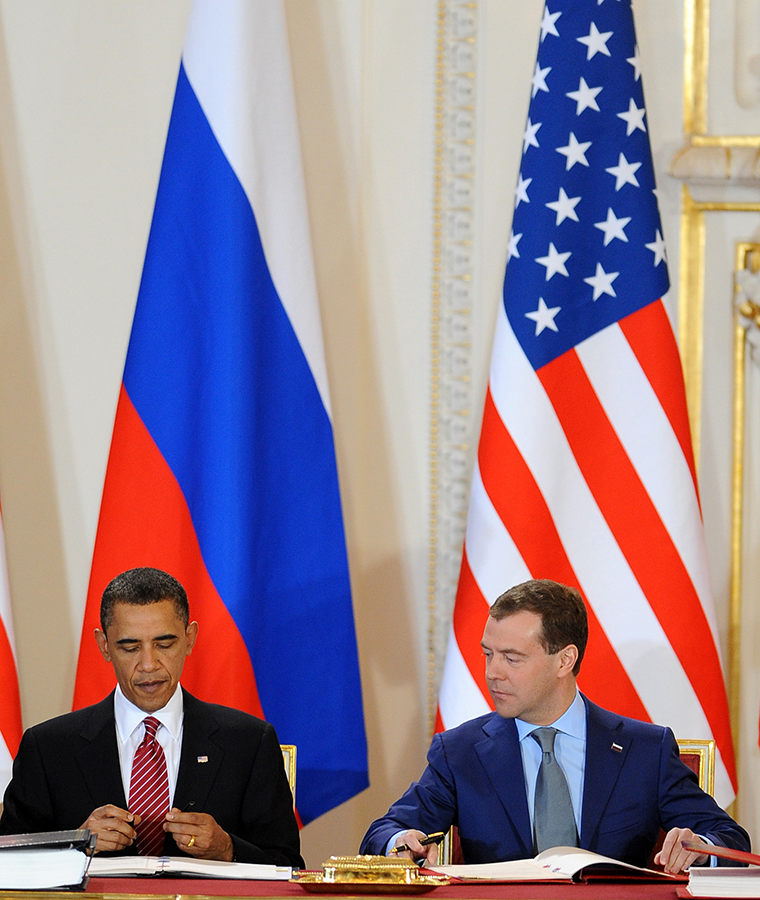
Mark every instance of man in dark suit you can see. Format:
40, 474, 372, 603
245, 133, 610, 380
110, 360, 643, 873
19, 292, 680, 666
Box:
0, 567, 303, 867
360, 579, 749, 874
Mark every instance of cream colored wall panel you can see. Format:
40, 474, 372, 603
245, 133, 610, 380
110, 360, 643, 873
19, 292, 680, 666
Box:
708, 0, 760, 133
690, 211, 760, 839
0, 0, 190, 720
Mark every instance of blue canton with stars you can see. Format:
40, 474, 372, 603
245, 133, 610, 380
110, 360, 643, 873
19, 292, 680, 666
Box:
505, 0, 669, 371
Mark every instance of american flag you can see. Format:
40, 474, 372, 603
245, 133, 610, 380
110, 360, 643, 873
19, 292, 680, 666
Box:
0, 504, 21, 798
438, 0, 737, 805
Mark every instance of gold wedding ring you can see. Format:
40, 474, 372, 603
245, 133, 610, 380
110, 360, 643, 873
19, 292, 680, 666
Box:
188, 834, 196, 848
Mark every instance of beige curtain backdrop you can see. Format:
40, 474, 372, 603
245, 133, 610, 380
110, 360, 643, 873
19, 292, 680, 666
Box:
0, 0, 758, 865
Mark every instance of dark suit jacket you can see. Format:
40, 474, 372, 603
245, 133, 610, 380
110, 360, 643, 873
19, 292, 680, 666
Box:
360, 696, 749, 866
0, 689, 303, 867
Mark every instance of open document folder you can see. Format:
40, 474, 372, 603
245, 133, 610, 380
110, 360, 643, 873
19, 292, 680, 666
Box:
88, 855, 292, 880
430, 846, 684, 883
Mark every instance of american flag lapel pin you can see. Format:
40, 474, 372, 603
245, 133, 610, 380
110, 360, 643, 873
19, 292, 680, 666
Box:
197, 755, 209, 763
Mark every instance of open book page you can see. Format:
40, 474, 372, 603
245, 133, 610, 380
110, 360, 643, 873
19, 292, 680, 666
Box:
89, 856, 162, 876
88, 855, 292, 880
431, 858, 562, 881
431, 846, 672, 882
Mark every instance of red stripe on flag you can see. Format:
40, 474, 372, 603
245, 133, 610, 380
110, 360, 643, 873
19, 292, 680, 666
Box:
0, 615, 21, 754
478, 389, 650, 720
73, 385, 263, 719
539, 349, 736, 785
452, 552, 493, 704
619, 301, 700, 500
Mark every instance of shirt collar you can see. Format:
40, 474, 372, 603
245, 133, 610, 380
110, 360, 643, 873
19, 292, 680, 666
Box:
114, 683, 184, 744
515, 689, 586, 743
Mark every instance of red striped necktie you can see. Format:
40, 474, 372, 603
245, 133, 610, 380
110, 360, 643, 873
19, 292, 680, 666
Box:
129, 716, 170, 857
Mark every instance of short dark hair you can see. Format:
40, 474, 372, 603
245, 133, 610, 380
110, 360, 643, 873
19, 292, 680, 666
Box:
489, 579, 588, 676
100, 567, 189, 633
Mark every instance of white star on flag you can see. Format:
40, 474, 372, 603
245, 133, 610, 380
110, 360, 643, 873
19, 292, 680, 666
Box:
567, 77, 602, 115
584, 261, 619, 299
515, 173, 532, 207
617, 98, 646, 135
546, 187, 580, 225
594, 208, 631, 245
532, 63, 551, 97
508, 231, 522, 260
525, 297, 561, 335
540, 6, 561, 41
645, 229, 668, 265
606, 152, 641, 190
577, 21, 613, 60
557, 132, 592, 170
523, 118, 541, 153
627, 44, 642, 80
536, 242, 571, 280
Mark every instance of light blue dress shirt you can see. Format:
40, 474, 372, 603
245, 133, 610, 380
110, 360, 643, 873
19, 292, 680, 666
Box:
515, 689, 586, 834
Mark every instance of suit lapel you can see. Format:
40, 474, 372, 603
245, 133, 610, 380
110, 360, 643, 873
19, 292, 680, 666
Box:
580, 696, 628, 845
173, 690, 223, 811
75, 693, 128, 810
475, 715, 534, 857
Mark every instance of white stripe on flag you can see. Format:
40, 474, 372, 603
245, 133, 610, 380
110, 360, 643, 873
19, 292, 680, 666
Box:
0, 516, 16, 657
467, 461, 531, 605
439, 622, 491, 730
183, 0, 332, 419
576, 327, 720, 642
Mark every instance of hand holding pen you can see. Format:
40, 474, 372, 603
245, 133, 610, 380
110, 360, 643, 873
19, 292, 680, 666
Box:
390, 831, 445, 865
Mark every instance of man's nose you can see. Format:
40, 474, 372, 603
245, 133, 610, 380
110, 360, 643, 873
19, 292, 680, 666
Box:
137, 648, 160, 670
486, 657, 505, 679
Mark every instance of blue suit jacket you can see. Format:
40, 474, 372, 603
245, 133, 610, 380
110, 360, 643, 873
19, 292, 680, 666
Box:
360, 697, 749, 866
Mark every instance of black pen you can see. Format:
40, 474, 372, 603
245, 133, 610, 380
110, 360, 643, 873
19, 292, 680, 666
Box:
390, 832, 445, 855
180, 801, 196, 812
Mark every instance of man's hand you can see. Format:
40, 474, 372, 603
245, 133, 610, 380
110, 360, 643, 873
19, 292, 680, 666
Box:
164, 808, 234, 861
654, 827, 708, 874
391, 830, 439, 865
81, 805, 141, 854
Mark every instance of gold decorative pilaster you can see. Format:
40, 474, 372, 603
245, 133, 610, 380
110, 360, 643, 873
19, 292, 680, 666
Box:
428, 0, 479, 736
679, 186, 706, 464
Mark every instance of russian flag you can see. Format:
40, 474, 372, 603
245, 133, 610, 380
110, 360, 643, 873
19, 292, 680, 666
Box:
73, 0, 368, 825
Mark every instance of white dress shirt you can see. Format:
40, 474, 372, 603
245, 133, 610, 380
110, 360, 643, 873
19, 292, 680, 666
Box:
113, 683, 184, 807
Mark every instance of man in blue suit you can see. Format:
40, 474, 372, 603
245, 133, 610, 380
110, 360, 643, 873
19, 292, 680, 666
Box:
360, 579, 749, 874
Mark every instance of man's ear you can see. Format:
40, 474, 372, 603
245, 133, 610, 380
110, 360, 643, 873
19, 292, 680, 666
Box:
557, 643, 578, 678
94, 628, 111, 663
185, 621, 199, 655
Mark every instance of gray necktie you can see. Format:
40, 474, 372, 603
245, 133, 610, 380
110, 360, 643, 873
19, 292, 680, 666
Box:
531, 727, 579, 852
